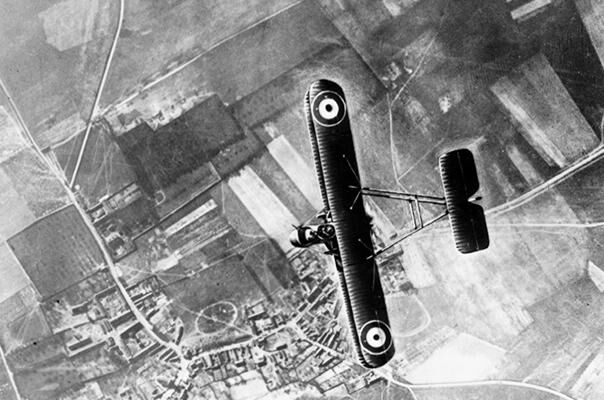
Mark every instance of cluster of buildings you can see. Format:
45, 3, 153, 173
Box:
0, 267, 188, 400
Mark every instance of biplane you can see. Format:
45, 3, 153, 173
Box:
289, 79, 489, 368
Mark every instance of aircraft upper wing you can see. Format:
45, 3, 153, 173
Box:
304, 79, 394, 368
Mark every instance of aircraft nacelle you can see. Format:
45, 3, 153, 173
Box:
289, 224, 336, 248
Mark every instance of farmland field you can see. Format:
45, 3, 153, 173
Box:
52, 121, 135, 207
0, 244, 29, 304
7, 205, 104, 298
1, 149, 69, 218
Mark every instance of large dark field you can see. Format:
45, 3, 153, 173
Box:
7, 205, 104, 298
116, 95, 242, 195
163, 247, 266, 312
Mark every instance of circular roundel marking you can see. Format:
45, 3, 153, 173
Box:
310, 90, 347, 127
359, 320, 393, 355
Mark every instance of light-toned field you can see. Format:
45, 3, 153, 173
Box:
0, 106, 27, 163
229, 371, 269, 400
250, 150, 314, 223
0, 106, 40, 241
39, 0, 113, 52
1, 148, 70, 219
211, 183, 265, 240
0, 286, 51, 353
405, 332, 506, 383
570, 346, 604, 400
491, 54, 598, 168
575, 0, 604, 68
0, 169, 36, 241
266, 135, 323, 211
386, 294, 429, 340
401, 186, 589, 352
413, 385, 561, 400
0, 244, 29, 304
227, 165, 298, 252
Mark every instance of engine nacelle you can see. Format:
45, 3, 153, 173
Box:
289, 224, 336, 248
289, 226, 321, 248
